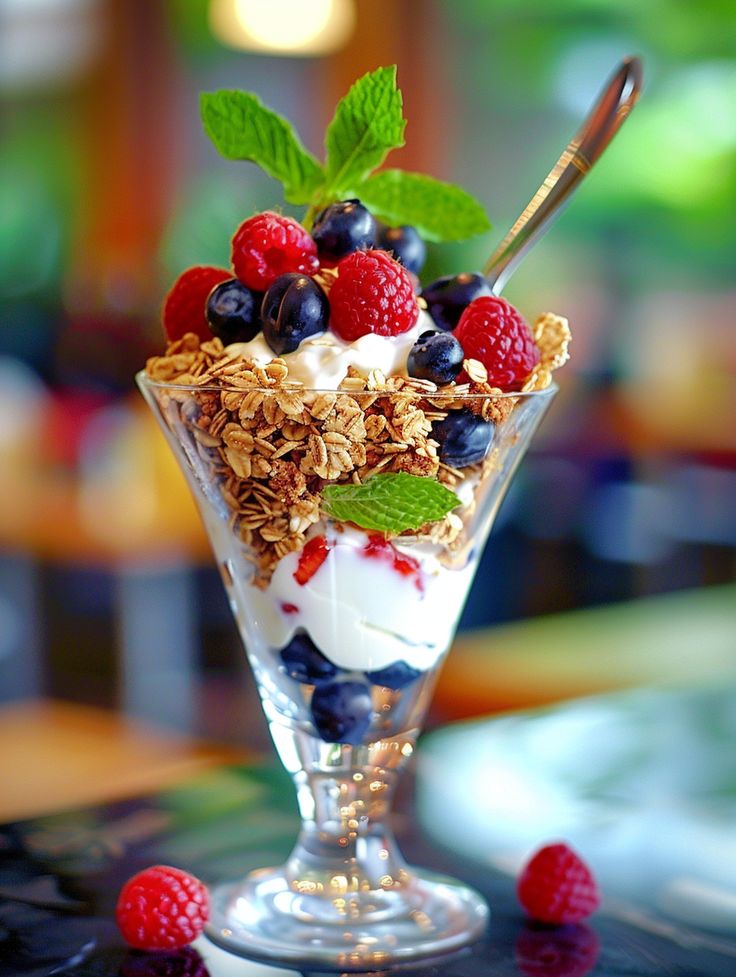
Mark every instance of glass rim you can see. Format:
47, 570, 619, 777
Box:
135, 370, 558, 400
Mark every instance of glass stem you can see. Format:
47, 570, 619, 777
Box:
274, 725, 418, 900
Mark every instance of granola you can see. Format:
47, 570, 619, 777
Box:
146, 313, 569, 585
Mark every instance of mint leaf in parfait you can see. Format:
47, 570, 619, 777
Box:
355, 169, 491, 242
321, 472, 459, 534
323, 66, 406, 198
200, 90, 324, 205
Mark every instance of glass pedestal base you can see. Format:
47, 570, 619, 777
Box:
204, 866, 489, 971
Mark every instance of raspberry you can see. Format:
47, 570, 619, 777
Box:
162, 266, 231, 342
515, 923, 599, 977
231, 212, 318, 291
116, 864, 210, 950
454, 295, 540, 391
517, 844, 600, 925
329, 250, 419, 341
294, 535, 332, 584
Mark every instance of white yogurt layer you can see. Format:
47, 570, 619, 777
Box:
240, 527, 475, 673
226, 310, 434, 388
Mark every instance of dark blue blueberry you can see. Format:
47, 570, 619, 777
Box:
206, 278, 262, 344
312, 199, 376, 262
407, 331, 464, 385
280, 633, 338, 684
432, 410, 495, 468
366, 661, 422, 690
261, 273, 328, 354
421, 272, 493, 331
377, 224, 426, 275
310, 680, 373, 745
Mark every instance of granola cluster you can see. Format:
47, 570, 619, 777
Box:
145, 312, 568, 585
523, 312, 572, 393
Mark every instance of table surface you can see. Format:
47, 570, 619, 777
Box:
2, 761, 735, 977
0, 700, 245, 823
3, 574, 736, 977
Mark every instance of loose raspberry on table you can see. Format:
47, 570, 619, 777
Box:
454, 295, 540, 391
116, 864, 210, 950
231, 212, 319, 291
329, 249, 419, 341
162, 266, 232, 342
517, 843, 600, 925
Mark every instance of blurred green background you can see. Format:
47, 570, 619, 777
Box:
1, 0, 734, 739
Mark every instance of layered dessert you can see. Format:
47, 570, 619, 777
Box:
142, 67, 571, 751
136, 64, 588, 968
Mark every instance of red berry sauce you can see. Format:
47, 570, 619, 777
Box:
362, 534, 425, 593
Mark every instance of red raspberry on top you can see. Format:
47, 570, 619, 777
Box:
231, 212, 318, 291
454, 295, 539, 391
517, 843, 600, 925
162, 265, 231, 342
329, 249, 419, 341
115, 864, 210, 950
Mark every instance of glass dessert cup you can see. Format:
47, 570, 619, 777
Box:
138, 373, 556, 970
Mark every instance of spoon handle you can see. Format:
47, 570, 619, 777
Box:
483, 56, 643, 294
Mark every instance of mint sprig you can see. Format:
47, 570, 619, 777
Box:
200, 90, 323, 205
355, 169, 491, 242
324, 66, 405, 198
321, 472, 459, 534
201, 66, 490, 240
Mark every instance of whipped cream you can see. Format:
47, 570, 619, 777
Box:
226, 310, 435, 388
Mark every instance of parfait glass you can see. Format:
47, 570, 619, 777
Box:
138, 372, 555, 970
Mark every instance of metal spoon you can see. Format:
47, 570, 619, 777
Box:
483, 56, 643, 294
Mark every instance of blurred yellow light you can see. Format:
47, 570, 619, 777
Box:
209, 0, 355, 56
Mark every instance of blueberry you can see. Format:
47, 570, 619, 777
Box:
432, 410, 495, 467
407, 331, 464, 385
366, 661, 422, 690
377, 224, 426, 275
421, 272, 493, 332
279, 633, 338, 684
310, 680, 373, 745
312, 199, 376, 261
261, 273, 328, 354
206, 278, 262, 344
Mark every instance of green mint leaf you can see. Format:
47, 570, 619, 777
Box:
355, 169, 491, 242
321, 472, 459, 534
324, 66, 405, 196
200, 90, 324, 205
